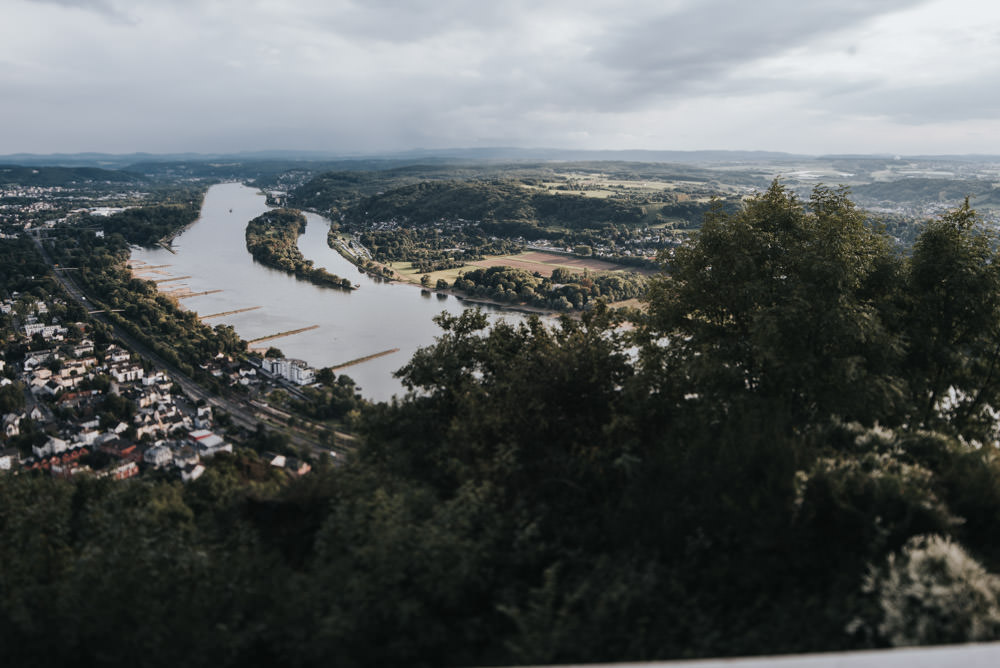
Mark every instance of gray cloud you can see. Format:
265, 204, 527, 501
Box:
2, 0, 997, 155
824, 79, 1000, 124
590, 0, 927, 102
306, 0, 526, 43
26, 0, 137, 23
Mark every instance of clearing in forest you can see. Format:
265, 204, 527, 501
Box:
469, 251, 623, 277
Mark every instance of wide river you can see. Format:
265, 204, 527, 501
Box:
130, 182, 526, 402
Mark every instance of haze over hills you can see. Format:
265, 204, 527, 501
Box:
7, 148, 998, 169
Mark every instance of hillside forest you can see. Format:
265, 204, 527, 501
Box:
5, 181, 1000, 665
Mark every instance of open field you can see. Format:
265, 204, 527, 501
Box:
388, 261, 468, 286
389, 250, 648, 289
518, 170, 749, 200
470, 250, 624, 276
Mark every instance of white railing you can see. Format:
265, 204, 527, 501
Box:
537, 643, 1000, 668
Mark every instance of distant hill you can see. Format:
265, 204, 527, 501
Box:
10, 148, 1000, 170
341, 180, 685, 230
374, 147, 811, 163
851, 178, 1000, 206
0, 153, 202, 169
0, 165, 142, 186
0, 147, 812, 169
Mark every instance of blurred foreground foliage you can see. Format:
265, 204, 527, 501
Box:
6, 183, 1000, 665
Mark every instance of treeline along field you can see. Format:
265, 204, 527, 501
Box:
294, 172, 740, 275
453, 265, 646, 311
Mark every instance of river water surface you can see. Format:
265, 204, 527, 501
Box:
130, 183, 525, 401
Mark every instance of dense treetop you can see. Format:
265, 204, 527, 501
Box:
245, 208, 354, 290
344, 180, 665, 230
94, 201, 202, 247
7, 182, 1000, 665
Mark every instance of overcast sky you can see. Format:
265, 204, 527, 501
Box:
3, 0, 999, 156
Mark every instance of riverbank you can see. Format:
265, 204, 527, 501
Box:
327, 230, 398, 280
246, 209, 356, 291
389, 259, 648, 318
129, 183, 532, 402
449, 291, 645, 319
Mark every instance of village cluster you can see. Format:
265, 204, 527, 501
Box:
1, 292, 318, 482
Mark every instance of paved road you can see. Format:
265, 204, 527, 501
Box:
30, 232, 333, 455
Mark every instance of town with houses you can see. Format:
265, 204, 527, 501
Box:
0, 179, 151, 229
0, 291, 322, 483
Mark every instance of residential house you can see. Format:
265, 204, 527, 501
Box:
2, 413, 21, 438
39, 378, 64, 398
0, 447, 20, 471
73, 428, 100, 447
33, 436, 69, 459
180, 462, 205, 483
284, 457, 311, 476
22, 321, 44, 337
102, 461, 139, 481
144, 444, 172, 468
24, 349, 57, 370
60, 357, 97, 380
109, 362, 144, 384
105, 345, 131, 364
70, 340, 95, 358
57, 390, 104, 415
99, 437, 139, 462
173, 445, 199, 469
187, 429, 232, 458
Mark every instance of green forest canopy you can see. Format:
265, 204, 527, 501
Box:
7, 182, 1000, 665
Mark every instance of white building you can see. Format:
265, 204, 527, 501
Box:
110, 363, 144, 383
2, 414, 21, 438
71, 340, 95, 358
187, 429, 232, 458
33, 436, 69, 459
144, 444, 173, 468
73, 429, 100, 446
266, 358, 316, 385
23, 322, 44, 337
105, 345, 131, 364
0, 447, 19, 471
181, 462, 205, 483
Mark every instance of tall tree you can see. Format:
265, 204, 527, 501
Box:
640, 181, 903, 427
903, 199, 1000, 442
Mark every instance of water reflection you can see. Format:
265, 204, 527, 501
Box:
130, 183, 526, 402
